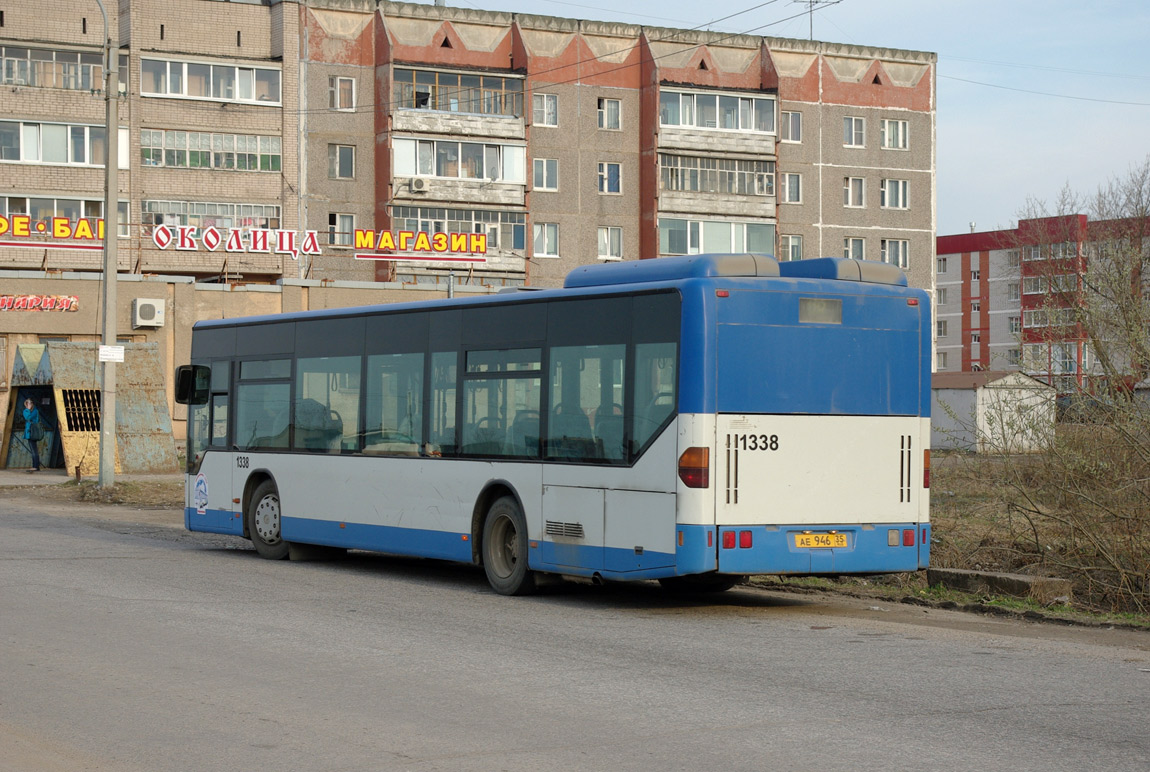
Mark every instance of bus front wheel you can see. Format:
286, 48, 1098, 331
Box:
482, 496, 536, 596
247, 479, 289, 560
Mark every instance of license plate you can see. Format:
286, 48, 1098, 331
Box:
793, 532, 848, 549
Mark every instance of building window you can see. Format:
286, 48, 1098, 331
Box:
1023, 277, 1046, 294
881, 178, 909, 209
142, 200, 280, 237
141, 129, 281, 172
533, 93, 558, 126
843, 116, 865, 147
141, 58, 281, 104
936, 320, 948, 338
780, 234, 802, 261
597, 98, 621, 130
598, 162, 621, 194
391, 205, 526, 252
533, 158, 558, 191
597, 226, 622, 260
393, 139, 526, 183
880, 119, 908, 150
328, 144, 355, 179
843, 237, 865, 261
936, 288, 947, 305
1008, 282, 1020, 301
1024, 245, 1043, 261
971, 331, 981, 343
937, 351, 948, 370
659, 154, 774, 196
1007, 348, 1021, 366
329, 213, 354, 246
328, 76, 355, 110
937, 256, 947, 273
971, 300, 981, 312
780, 173, 802, 204
0, 195, 129, 238
394, 68, 523, 117
659, 218, 774, 256
0, 120, 111, 166
843, 177, 865, 208
1006, 249, 1020, 267
971, 269, 980, 281
533, 222, 559, 256
881, 238, 908, 268
0, 46, 129, 93
1009, 316, 1021, 334
781, 111, 802, 142
659, 89, 775, 133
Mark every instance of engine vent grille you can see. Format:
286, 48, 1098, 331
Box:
545, 521, 585, 539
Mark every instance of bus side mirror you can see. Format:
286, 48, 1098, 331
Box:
175, 365, 211, 405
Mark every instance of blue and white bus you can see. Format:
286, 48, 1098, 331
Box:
175, 254, 931, 595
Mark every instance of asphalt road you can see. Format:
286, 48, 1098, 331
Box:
1, 489, 1148, 772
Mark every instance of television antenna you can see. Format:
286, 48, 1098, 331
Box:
792, 0, 838, 40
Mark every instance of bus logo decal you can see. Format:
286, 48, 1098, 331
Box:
194, 473, 209, 515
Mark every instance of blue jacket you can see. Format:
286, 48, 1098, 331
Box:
23, 406, 40, 440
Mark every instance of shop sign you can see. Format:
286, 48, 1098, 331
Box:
353, 229, 488, 263
0, 294, 80, 311
151, 225, 322, 261
0, 215, 107, 251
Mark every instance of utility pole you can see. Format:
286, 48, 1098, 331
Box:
96, 0, 119, 488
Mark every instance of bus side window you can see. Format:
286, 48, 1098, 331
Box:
548, 344, 626, 463
633, 342, 677, 452
295, 356, 361, 454
431, 351, 457, 455
365, 352, 424, 456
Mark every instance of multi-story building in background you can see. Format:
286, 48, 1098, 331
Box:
2, 0, 937, 288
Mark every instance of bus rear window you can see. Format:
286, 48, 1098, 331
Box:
799, 297, 842, 325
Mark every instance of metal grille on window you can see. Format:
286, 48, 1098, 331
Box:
62, 389, 101, 431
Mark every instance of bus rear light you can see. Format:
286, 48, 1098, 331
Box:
722, 531, 736, 549
903, 529, 915, 547
678, 447, 710, 488
923, 449, 931, 488
716, 289, 730, 298
708, 531, 713, 548
739, 530, 753, 549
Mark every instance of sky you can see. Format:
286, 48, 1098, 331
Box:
422, 0, 1150, 236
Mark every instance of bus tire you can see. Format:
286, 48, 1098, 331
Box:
247, 479, 290, 560
658, 574, 742, 593
482, 496, 536, 596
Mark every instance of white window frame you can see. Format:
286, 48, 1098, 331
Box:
843, 116, 865, 147
597, 97, 621, 130
329, 212, 354, 247
971, 331, 981, 344
780, 111, 801, 143
780, 234, 802, 261
843, 237, 865, 261
971, 269, 981, 281
780, 173, 802, 204
533, 93, 558, 127
971, 300, 981, 312
936, 287, 947, 305
597, 226, 623, 260
881, 178, 909, 209
1008, 283, 1020, 301
936, 320, 948, 338
1009, 316, 1021, 334
937, 351, 948, 370
533, 158, 558, 191
659, 89, 776, 134
328, 144, 355, 179
533, 222, 559, 257
880, 118, 908, 150
328, 76, 355, 111
881, 238, 908, 269
140, 57, 282, 105
394, 138, 526, 183
843, 177, 865, 208
936, 256, 947, 273
598, 162, 622, 195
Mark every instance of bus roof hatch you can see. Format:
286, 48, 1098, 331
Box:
564, 253, 779, 289
777, 257, 907, 286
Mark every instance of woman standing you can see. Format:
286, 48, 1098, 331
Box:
22, 398, 41, 472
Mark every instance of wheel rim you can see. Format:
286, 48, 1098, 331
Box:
488, 514, 518, 579
253, 494, 281, 545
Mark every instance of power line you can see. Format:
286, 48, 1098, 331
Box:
940, 74, 1150, 107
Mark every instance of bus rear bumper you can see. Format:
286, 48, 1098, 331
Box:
715, 523, 928, 574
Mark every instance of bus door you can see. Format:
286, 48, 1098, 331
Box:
186, 361, 242, 534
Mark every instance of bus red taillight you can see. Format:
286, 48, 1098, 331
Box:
739, 530, 753, 549
923, 449, 931, 488
678, 447, 710, 488
903, 529, 915, 547
722, 531, 736, 549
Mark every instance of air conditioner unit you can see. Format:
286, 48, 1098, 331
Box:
410, 177, 429, 193
132, 298, 166, 329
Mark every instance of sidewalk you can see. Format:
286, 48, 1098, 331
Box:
0, 467, 183, 487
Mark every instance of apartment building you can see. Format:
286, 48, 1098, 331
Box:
936, 216, 1100, 392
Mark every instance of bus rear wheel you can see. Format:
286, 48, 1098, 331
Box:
482, 496, 536, 596
247, 479, 289, 560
